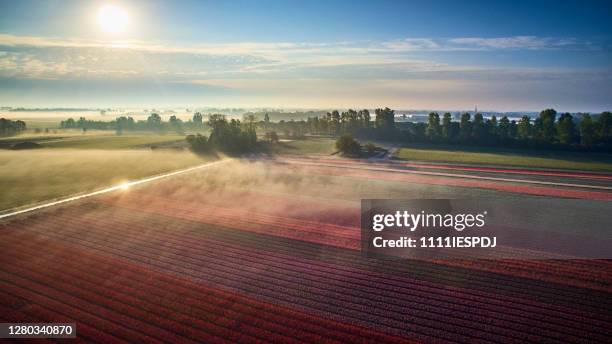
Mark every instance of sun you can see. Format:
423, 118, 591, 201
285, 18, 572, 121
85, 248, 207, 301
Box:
97, 4, 128, 33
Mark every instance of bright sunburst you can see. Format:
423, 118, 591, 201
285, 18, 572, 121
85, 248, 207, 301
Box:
97, 4, 128, 33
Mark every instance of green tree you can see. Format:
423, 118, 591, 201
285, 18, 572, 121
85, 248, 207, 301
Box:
169, 115, 179, 125
596, 111, 611, 143
580, 114, 595, 147
169, 115, 184, 134
359, 109, 371, 128
556, 113, 576, 145
263, 113, 270, 131
538, 108, 557, 142
426, 112, 441, 140
472, 113, 485, 141
147, 113, 162, 129
375, 107, 395, 130
331, 110, 340, 134
488, 115, 498, 137
206, 115, 258, 152
192, 112, 203, 127
61, 118, 76, 128
186, 134, 209, 152
336, 134, 361, 156
442, 113, 452, 140
509, 120, 518, 139
459, 113, 471, 141
0, 118, 26, 137
498, 116, 510, 140
517, 116, 531, 139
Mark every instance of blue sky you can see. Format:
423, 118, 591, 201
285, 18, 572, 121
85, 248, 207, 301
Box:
0, 0, 611, 111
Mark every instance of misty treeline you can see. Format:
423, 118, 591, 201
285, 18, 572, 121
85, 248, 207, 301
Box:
60, 113, 206, 134
0, 118, 26, 137
263, 109, 376, 138
415, 109, 611, 151
265, 108, 612, 152
57, 107, 612, 152
186, 114, 257, 153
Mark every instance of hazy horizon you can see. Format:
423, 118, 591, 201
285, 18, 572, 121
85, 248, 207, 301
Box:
0, 106, 601, 116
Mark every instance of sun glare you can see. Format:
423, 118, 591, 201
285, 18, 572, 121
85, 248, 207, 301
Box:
97, 4, 128, 33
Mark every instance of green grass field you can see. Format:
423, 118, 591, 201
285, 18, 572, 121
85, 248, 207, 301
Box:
263, 137, 337, 155
0, 149, 213, 211
0, 128, 208, 211
0, 132, 186, 149
42, 134, 186, 149
395, 146, 612, 172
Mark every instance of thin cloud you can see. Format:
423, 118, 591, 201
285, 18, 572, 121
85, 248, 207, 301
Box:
384, 36, 589, 51
0, 33, 601, 81
448, 36, 577, 50
0, 34, 609, 110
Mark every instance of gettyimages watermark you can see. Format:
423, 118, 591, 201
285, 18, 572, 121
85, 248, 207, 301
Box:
361, 199, 612, 260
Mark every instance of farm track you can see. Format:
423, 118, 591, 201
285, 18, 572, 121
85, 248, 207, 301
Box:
279, 156, 612, 180
1, 158, 611, 343
277, 156, 612, 183
269, 158, 612, 200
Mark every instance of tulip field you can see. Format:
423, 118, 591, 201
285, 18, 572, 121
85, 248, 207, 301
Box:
1, 158, 610, 343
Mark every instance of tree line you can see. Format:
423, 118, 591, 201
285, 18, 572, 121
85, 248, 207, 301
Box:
60, 113, 206, 135
57, 107, 612, 152
0, 118, 26, 137
415, 109, 611, 150
261, 108, 392, 137
261, 108, 611, 151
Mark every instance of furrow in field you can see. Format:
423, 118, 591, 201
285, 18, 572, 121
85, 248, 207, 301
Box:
101, 195, 612, 292
0, 231, 407, 344
4, 225, 605, 342
8, 204, 612, 313
9, 220, 610, 343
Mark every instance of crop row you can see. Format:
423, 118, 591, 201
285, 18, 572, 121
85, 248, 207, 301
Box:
0, 229, 578, 342
11, 224, 606, 341
1, 275, 173, 343
0, 234, 408, 344
110, 188, 612, 279
2, 228, 481, 343
12, 215, 610, 329
10, 216, 608, 332
0, 290, 127, 344
103, 195, 612, 293
7, 224, 609, 344
133, 164, 611, 275
9, 205, 612, 314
